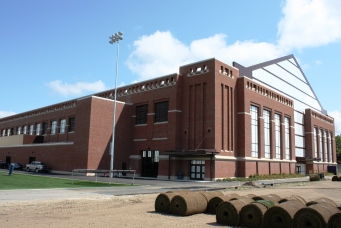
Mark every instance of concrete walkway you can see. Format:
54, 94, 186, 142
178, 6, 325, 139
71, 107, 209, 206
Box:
0, 170, 311, 203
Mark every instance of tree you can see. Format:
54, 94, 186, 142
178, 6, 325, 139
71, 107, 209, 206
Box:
336, 134, 341, 163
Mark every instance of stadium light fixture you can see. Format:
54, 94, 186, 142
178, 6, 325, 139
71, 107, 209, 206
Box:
109, 31, 123, 177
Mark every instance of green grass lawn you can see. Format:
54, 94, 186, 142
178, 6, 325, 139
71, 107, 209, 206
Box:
0, 171, 131, 190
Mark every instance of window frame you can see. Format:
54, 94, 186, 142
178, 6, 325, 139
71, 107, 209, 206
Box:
250, 105, 259, 158
154, 101, 169, 123
275, 113, 281, 159
263, 109, 271, 159
136, 104, 148, 125
68, 117, 75, 132
60, 119, 66, 134
51, 120, 57, 135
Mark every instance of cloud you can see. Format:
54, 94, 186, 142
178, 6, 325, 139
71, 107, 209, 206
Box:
126, 31, 285, 81
126, 1, 341, 82
0, 111, 16, 118
278, 0, 341, 50
46, 80, 107, 96
329, 110, 341, 136
315, 60, 322, 65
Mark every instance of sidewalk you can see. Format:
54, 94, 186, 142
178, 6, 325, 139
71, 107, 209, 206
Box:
0, 170, 312, 203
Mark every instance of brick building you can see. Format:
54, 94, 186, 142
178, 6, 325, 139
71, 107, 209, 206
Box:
0, 54, 336, 180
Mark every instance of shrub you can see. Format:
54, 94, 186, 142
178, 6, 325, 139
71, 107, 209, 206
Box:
309, 174, 320, 181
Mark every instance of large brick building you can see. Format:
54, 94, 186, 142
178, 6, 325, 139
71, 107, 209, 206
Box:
0, 55, 336, 180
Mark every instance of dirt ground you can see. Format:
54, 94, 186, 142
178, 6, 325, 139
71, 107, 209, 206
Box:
1, 179, 341, 228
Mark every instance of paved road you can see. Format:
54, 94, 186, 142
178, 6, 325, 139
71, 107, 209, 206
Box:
0, 170, 310, 203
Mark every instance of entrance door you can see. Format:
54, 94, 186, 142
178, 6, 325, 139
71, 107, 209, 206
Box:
29, 157, 36, 164
190, 160, 205, 180
5, 156, 11, 164
141, 150, 159, 177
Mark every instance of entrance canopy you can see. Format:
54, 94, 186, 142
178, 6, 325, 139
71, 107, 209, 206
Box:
164, 149, 219, 180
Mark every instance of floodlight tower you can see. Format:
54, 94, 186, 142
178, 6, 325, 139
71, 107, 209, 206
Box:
109, 31, 123, 177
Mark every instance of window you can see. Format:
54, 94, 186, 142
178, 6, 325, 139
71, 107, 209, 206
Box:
42, 122, 48, 135
329, 132, 333, 162
60, 119, 66, 133
136, 105, 148, 124
275, 114, 281, 159
36, 123, 41, 135
263, 110, 271, 158
284, 117, 290, 160
68, 117, 75, 132
324, 131, 328, 162
319, 129, 323, 160
250, 105, 259, 158
23, 126, 27, 134
51, 120, 57, 134
155, 101, 168, 122
17, 126, 21, 135
29, 125, 34, 135
190, 160, 205, 180
2, 129, 5, 137
314, 127, 318, 158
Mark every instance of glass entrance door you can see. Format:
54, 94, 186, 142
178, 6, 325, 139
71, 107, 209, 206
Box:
190, 160, 205, 180
141, 150, 159, 177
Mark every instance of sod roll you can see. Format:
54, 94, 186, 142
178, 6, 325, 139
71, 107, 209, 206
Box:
197, 191, 224, 213
155, 192, 177, 213
328, 212, 341, 228
306, 197, 337, 207
245, 193, 257, 199
222, 192, 240, 198
294, 202, 340, 228
331, 175, 339, 182
278, 195, 306, 205
198, 191, 224, 203
263, 200, 306, 228
216, 198, 253, 226
240, 200, 274, 227
170, 192, 207, 216
155, 191, 189, 213
252, 194, 281, 205
207, 195, 236, 214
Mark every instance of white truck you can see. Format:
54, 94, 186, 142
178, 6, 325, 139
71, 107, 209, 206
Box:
26, 161, 49, 173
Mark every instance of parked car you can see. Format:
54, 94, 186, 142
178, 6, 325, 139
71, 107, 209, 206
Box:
26, 161, 48, 173
9, 163, 23, 170
0, 162, 10, 169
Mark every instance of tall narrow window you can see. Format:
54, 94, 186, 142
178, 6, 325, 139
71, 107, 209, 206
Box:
42, 122, 48, 135
2, 129, 5, 136
136, 104, 148, 124
263, 110, 271, 158
17, 126, 21, 135
7, 129, 11, 136
36, 123, 41, 135
284, 117, 290, 160
329, 132, 333, 162
23, 126, 27, 134
68, 117, 75, 132
314, 127, 318, 158
155, 101, 169, 122
29, 125, 34, 135
319, 129, 323, 160
275, 114, 281, 159
324, 131, 328, 162
51, 120, 57, 134
60, 119, 66, 133
250, 105, 259, 158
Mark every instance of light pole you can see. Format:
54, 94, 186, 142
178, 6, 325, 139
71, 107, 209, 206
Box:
109, 31, 123, 177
